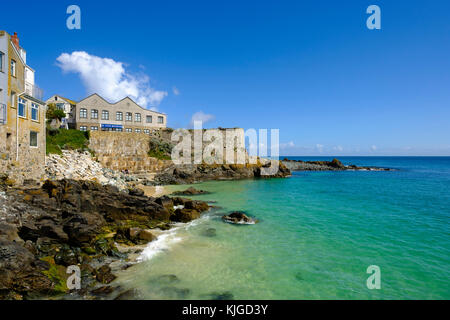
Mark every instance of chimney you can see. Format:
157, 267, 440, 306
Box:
11, 32, 19, 50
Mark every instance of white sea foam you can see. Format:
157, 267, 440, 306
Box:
137, 214, 211, 262
137, 227, 183, 262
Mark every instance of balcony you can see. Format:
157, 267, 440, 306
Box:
0, 103, 6, 125
25, 81, 44, 101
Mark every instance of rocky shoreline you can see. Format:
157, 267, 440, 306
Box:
0, 178, 210, 300
282, 158, 393, 172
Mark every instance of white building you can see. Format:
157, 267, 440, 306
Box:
45, 95, 77, 129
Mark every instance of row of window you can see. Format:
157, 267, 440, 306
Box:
18, 97, 40, 121
79, 126, 154, 134
79, 108, 164, 124
0, 53, 17, 76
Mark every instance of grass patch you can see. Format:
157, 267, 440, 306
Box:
46, 129, 90, 155
40, 256, 68, 295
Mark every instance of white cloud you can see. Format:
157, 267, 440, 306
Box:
56, 51, 167, 108
190, 111, 215, 127
333, 145, 344, 152
280, 141, 295, 149
172, 86, 180, 96
370, 145, 377, 151
316, 144, 324, 153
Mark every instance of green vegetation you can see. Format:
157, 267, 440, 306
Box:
46, 129, 90, 155
46, 103, 66, 121
40, 256, 68, 295
148, 137, 173, 160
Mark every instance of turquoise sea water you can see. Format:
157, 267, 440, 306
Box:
116, 157, 450, 300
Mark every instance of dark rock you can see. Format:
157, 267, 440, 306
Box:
96, 265, 116, 284
0, 223, 22, 242
208, 291, 234, 300
170, 209, 200, 223
114, 289, 139, 300
152, 274, 180, 285
201, 228, 217, 237
158, 286, 191, 299
222, 211, 258, 225
54, 245, 81, 266
172, 187, 211, 196
91, 285, 115, 296
128, 188, 144, 197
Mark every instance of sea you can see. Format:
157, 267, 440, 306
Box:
115, 157, 450, 300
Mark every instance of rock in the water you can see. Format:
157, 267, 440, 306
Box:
158, 286, 191, 299
172, 187, 211, 195
170, 208, 201, 223
91, 285, 115, 296
201, 228, 217, 237
222, 212, 258, 225
139, 229, 156, 242
208, 291, 234, 300
114, 289, 139, 300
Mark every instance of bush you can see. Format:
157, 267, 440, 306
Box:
46, 129, 90, 155
148, 137, 173, 160
46, 103, 66, 120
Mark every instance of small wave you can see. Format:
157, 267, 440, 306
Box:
137, 214, 211, 262
137, 228, 183, 262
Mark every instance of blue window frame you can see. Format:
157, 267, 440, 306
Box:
18, 98, 26, 117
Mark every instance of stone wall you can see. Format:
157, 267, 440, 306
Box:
89, 131, 171, 173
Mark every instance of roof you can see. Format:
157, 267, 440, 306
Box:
48, 95, 77, 106
77, 93, 166, 115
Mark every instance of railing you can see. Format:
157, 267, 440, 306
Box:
0, 103, 6, 125
25, 81, 44, 101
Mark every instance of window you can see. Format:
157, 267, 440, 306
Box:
11, 59, 16, 77
0, 51, 4, 72
79, 126, 87, 131
30, 131, 38, 147
102, 110, 109, 120
144, 129, 150, 134
18, 98, 26, 118
79, 108, 87, 118
146, 115, 152, 123
90, 126, 98, 131
31, 103, 39, 121
125, 112, 132, 121
158, 116, 164, 124
125, 128, 132, 133
116, 111, 123, 121
10, 92, 16, 108
116, 128, 123, 132
135, 113, 141, 122
91, 109, 98, 119
135, 129, 141, 133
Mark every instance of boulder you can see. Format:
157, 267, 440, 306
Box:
139, 230, 156, 242
172, 187, 210, 196
96, 265, 116, 284
222, 212, 258, 225
170, 209, 200, 223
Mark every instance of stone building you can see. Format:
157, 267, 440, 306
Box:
0, 31, 46, 183
69, 93, 167, 133
45, 94, 77, 129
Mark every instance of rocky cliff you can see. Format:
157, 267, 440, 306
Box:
0, 179, 210, 300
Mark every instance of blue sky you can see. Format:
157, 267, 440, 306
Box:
3, 0, 450, 155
